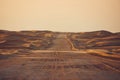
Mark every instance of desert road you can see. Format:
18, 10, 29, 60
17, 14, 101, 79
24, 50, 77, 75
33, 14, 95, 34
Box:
0, 34, 120, 80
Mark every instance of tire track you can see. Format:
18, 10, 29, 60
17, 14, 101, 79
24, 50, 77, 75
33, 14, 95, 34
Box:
87, 53, 120, 73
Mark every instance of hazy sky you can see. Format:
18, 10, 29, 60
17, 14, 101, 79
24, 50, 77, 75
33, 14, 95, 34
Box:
0, 0, 120, 32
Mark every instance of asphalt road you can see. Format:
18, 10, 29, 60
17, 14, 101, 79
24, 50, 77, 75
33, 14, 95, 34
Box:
0, 34, 120, 80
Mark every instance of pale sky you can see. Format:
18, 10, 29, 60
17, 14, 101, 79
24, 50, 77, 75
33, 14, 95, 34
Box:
0, 0, 120, 32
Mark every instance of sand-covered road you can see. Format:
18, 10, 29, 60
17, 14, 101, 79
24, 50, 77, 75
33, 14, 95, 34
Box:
0, 34, 120, 80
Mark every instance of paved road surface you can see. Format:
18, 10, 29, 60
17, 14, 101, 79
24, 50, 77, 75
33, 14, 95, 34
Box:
0, 34, 120, 80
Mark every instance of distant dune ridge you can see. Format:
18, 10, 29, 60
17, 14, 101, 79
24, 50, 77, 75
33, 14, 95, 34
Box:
0, 30, 120, 54
68, 30, 120, 53
0, 30, 54, 50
